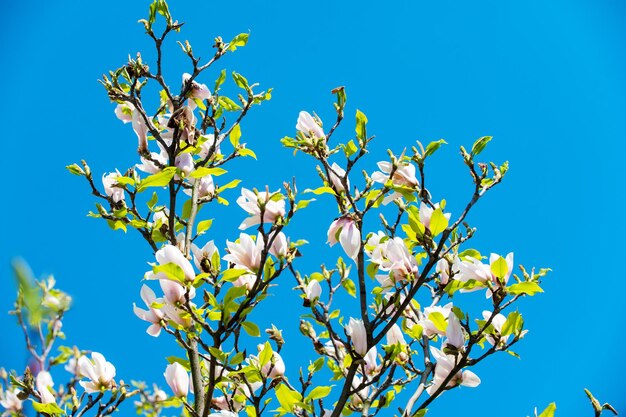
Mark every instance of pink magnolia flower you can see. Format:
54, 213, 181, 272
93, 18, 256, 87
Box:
224, 233, 263, 272
328, 162, 349, 192
146, 244, 196, 283
482, 311, 514, 348
363, 346, 381, 377
268, 231, 289, 258
0, 388, 23, 414
456, 252, 514, 295
175, 152, 195, 176
133, 284, 165, 337
417, 303, 454, 338
346, 318, 368, 356
445, 312, 465, 350
236, 188, 286, 230
371, 161, 419, 204
426, 347, 480, 395
78, 352, 116, 393
136, 148, 168, 175
191, 241, 219, 272
102, 170, 125, 203
35, 371, 55, 404
296, 111, 325, 140
327, 216, 361, 260
386, 324, 406, 346
183, 174, 215, 199
164, 362, 189, 398
198, 134, 223, 159
114, 102, 148, 152
183, 73, 212, 107
368, 236, 418, 282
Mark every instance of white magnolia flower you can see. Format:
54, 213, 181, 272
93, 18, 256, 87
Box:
191, 241, 219, 273
445, 312, 465, 350
133, 284, 165, 337
371, 161, 418, 204
386, 324, 406, 346
417, 303, 454, 338
145, 244, 196, 283
102, 170, 125, 203
269, 231, 289, 258
426, 347, 480, 395
236, 188, 286, 230
78, 352, 116, 393
224, 233, 264, 272
175, 152, 195, 176
0, 388, 23, 414
305, 280, 322, 302
198, 134, 223, 159
115, 102, 148, 152
136, 150, 168, 174
296, 111, 324, 140
368, 236, 418, 282
183, 73, 212, 108
482, 311, 511, 348
164, 362, 189, 398
35, 371, 55, 404
327, 217, 361, 260
346, 318, 368, 356
328, 162, 349, 192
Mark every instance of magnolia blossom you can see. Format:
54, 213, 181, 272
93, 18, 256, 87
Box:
417, 303, 454, 337
346, 318, 368, 356
184, 174, 215, 199
328, 162, 349, 192
371, 161, 419, 204
327, 216, 361, 260
102, 171, 125, 203
164, 362, 189, 397
367, 236, 418, 283
0, 388, 22, 414
136, 150, 168, 174
445, 312, 465, 350
65, 357, 79, 376
481, 311, 522, 348
269, 231, 289, 258
350, 376, 371, 406
305, 280, 322, 301
133, 284, 165, 337
115, 102, 148, 152
224, 233, 263, 272
296, 111, 324, 140
183, 73, 212, 108
363, 346, 380, 377
161, 303, 192, 328
175, 152, 195, 176
35, 371, 55, 404
146, 244, 196, 283
78, 352, 116, 393
419, 202, 451, 231
191, 240, 219, 272
261, 350, 286, 379
212, 381, 261, 412
198, 134, 223, 159
436, 257, 456, 285
386, 324, 407, 346
236, 188, 286, 230
426, 347, 480, 395
456, 252, 514, 294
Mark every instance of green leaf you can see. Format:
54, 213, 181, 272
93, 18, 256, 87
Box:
275, 384, 303, 412
242, 321, 260, 337
296, 199, 315, 210
343, 140, 358, 158
428, 312, 447, 333
507, 282, 543, 296
147, 192, 158, 210
232, 72, 249, 90
32, 401, 65, 416
153, 262, 185, 283
429, 208, 448, 236
217, 179, 241, 193
196, 219, 213, 235
490, 256, 508, 280
230, 124, 242, 147
259, 342, 272, 366
307, 385, 332, 401
424, 139, 447, 158
13, 261, 44, 326
537, 402, 556, 417
238, 148, 257, 159
501, 311, 522, 336
229, 33, 249, 51
190, 167, 227, 178
471, 136, 492, 156
341, 278, 357, 298
355, 109, 368, 141
221, 268, 249, 282
137, 167, 176, 192
215, 69, 227, 91
218, 96, 242, 111
304, 186, 337, 196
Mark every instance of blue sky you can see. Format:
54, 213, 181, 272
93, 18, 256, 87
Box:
1, 0, 625, 416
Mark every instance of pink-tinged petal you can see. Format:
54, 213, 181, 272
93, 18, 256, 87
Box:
147, 323, 162, 337
339, 221, 361, 260
461, 370, 481, 387
446, 312, 465, 349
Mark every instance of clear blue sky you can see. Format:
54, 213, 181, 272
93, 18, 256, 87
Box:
1, 1, 625, 416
